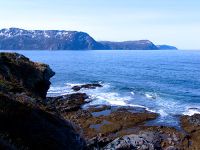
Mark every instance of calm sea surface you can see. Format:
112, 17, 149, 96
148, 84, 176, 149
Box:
1, 50, 200, 127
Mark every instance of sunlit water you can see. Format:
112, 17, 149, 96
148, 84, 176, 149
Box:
1, 50, 200, 127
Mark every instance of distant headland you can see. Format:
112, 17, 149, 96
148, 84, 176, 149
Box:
0, 28, 177, 50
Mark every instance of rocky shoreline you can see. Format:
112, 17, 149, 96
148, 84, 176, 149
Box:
0, 52, 200, 150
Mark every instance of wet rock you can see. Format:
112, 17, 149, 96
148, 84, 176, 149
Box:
46, 93, 89, 112
72, 83, 102, 91
87, 105, 111, 113
62, 105, 158, 148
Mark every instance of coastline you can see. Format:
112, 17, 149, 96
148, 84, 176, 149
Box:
0, 52, 200, 149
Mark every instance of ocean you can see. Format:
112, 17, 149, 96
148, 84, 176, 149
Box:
1, 50, 200, 127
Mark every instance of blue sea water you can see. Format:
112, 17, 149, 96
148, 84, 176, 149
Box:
1, 50, 200, 127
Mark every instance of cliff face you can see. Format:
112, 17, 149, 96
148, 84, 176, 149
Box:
0, 52, 86, 150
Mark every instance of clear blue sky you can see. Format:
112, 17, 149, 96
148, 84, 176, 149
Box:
0, 0, 200, 49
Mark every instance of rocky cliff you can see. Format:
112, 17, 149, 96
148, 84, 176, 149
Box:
0, 53, 86, 150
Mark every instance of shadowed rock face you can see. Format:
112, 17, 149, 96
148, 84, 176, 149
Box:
0, 52, 55, 99
0, 93, 86, 150
0, 52, 86, 150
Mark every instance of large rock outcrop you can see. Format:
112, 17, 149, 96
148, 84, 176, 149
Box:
0, 52, 86, 150
0, 52, 55, 99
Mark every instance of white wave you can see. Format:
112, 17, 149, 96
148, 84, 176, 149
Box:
88, 92, 131, 106
65, 82, 84, 87
130, 92, 135, 96
48, 83, 158, 114
47, 86, 72, 95
128, 104, 156, 113
183, 107, 200, 116
158, 109, 168, 117
145, 92, 157, 100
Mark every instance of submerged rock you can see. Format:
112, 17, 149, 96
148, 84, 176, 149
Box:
72, 83, 102, 91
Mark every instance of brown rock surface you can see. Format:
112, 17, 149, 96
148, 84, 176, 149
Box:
181, 114, 200, 149
61, 105, 158, 148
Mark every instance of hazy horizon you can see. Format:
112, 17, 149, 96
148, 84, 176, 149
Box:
0, 0, 200, 49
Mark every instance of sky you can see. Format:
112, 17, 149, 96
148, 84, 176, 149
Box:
0, 0, 200, 49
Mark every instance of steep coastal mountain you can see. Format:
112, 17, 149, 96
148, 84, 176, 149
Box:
100, 40, 159, 50
0, 28, 106, 50
0, 28, 177, 50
